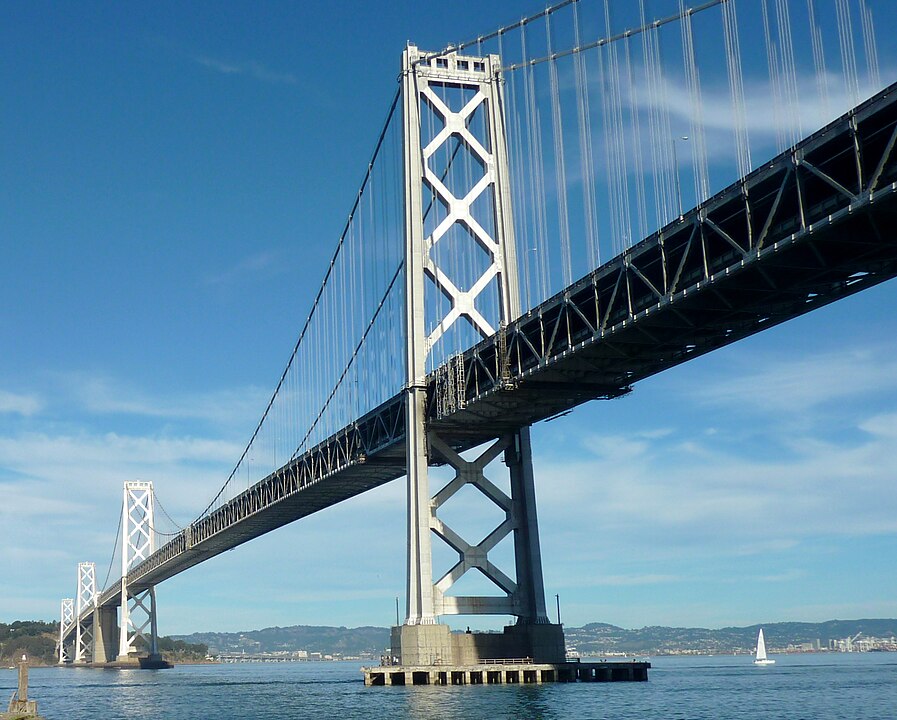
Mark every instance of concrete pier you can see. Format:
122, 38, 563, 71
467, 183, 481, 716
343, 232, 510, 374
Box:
2, 656, 43, 719
375, 623, 651, 687
362, 660, 650, 686
390, 623, 567, 667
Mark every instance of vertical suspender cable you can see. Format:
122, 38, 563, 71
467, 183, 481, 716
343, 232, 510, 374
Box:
835, 0, 860, 107
858, 0, 880, 91
640, 1, 664, 229
651, 15, 679, 223
761, 0, 786, 153
722, 0, 751, 180
595, 32, 619, 255
624, 33, 648, 245
573, 1, 600, 270
806, 0, 830, 122
679, 1, 710, 207
522, 24, 551, 303
775, 0, 801, 145
601, 1, 623, 254
546, 12, 573, 288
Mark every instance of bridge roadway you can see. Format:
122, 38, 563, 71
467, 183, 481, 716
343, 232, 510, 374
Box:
88, 81, 897, 616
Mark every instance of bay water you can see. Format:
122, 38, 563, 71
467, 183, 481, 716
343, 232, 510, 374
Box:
3, 653, 895, 719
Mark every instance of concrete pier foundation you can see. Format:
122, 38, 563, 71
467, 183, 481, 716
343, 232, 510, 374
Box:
3, 656, 41, 718
362, 660, 650, 687
391, 623, 566, 667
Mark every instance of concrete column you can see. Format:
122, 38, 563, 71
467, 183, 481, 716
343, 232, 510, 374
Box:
506, 427, 550, 623
92, 606, 118, 664
17, 657, 28, 701
148, 587, 160, 657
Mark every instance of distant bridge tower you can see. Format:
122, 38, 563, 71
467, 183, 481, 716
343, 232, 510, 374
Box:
396, 45, 563, 665
57, 598, 74, 664
74, 562, 97, 664
117, 481, 161, 662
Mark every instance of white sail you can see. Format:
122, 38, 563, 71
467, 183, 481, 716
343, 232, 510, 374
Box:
754, 628, 775, 665
755, 629, 767, 661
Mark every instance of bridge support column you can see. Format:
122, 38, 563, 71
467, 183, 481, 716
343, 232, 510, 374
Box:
74, 562, 97, 664
398, 44, 562, 665
506, 427, 550, 625
92, 605, 118, 664
117, 481, 164, 665
58, 598, 74, 664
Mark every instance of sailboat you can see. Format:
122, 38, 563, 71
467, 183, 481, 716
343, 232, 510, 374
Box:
753, 628, 775, 665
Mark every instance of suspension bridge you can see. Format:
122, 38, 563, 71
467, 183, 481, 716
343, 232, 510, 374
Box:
56, 0, 896, 673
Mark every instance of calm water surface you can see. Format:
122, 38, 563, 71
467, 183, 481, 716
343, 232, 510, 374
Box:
3, 653, 895, 719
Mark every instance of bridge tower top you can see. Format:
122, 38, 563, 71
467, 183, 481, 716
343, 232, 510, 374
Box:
402, 43, 520, 387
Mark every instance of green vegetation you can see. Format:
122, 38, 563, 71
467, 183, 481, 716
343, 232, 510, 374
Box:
175, 625, 390, 657
0, 621, 58, 666
154, 636, 209, 661
0, 621, 209, 665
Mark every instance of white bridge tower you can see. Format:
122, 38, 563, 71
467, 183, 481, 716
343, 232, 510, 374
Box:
57, 598, 75, 664
74, 562, 97, 663
117, 480, 161, 662
395, 45, 563, 665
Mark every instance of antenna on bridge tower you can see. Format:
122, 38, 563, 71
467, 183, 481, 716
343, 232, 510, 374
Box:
397, 44, 560, 667
58, 598, 74, 664
74, 562, 97, 664
117, 480, 161, 664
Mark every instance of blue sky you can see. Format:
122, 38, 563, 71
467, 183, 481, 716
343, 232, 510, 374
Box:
2, 1, 897, 635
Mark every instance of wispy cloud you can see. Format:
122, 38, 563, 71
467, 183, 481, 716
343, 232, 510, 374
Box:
566, 573, 681, 588
687, 348, 897, 414
196, 56, 298, 85
53, 372, 269, 429
0, 390, 42, 416
535, 411, 897, 560
203, 250, 285, 287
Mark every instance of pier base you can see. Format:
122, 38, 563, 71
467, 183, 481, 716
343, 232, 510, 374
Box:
390, 623, 566, 666
362, 660, 650, 686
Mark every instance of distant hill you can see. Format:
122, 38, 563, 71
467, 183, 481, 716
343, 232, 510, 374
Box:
172, 619, 897, 657
565, 619, 897, 655
173, 625, 390, 656
0, 621, 208, 665
0, 621, 57, 665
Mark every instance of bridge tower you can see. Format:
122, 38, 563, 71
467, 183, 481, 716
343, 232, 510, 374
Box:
396, 45, 563, 665
74, 562, 97, 664
57, 598, 74, 664
117, 481, 161, 664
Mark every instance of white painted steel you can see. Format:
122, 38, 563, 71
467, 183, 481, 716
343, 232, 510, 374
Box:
402, 45, 548, 625
118, 481, 159, 659
74, 562, 97, 663
58, 598, 74, 664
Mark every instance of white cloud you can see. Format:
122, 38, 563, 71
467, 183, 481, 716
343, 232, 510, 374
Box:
534, 416, 897, 560
196, 56, 298, 85
0, 390, 42, 416
203, 250, 286, 287
859, 413, 897, 439
565, 573, 681, 588
0, 430, 240, 521
687, 348, 897, 414
58, 372, 269, 428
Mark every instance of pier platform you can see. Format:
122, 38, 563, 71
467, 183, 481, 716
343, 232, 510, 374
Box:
362, 659, 650, 686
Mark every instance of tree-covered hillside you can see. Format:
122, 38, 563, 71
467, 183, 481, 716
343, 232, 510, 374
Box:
0, 621, 57, 665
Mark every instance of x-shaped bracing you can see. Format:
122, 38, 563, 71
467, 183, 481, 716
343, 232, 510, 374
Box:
421, 86, 504, 350
429, 434, 520, 614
